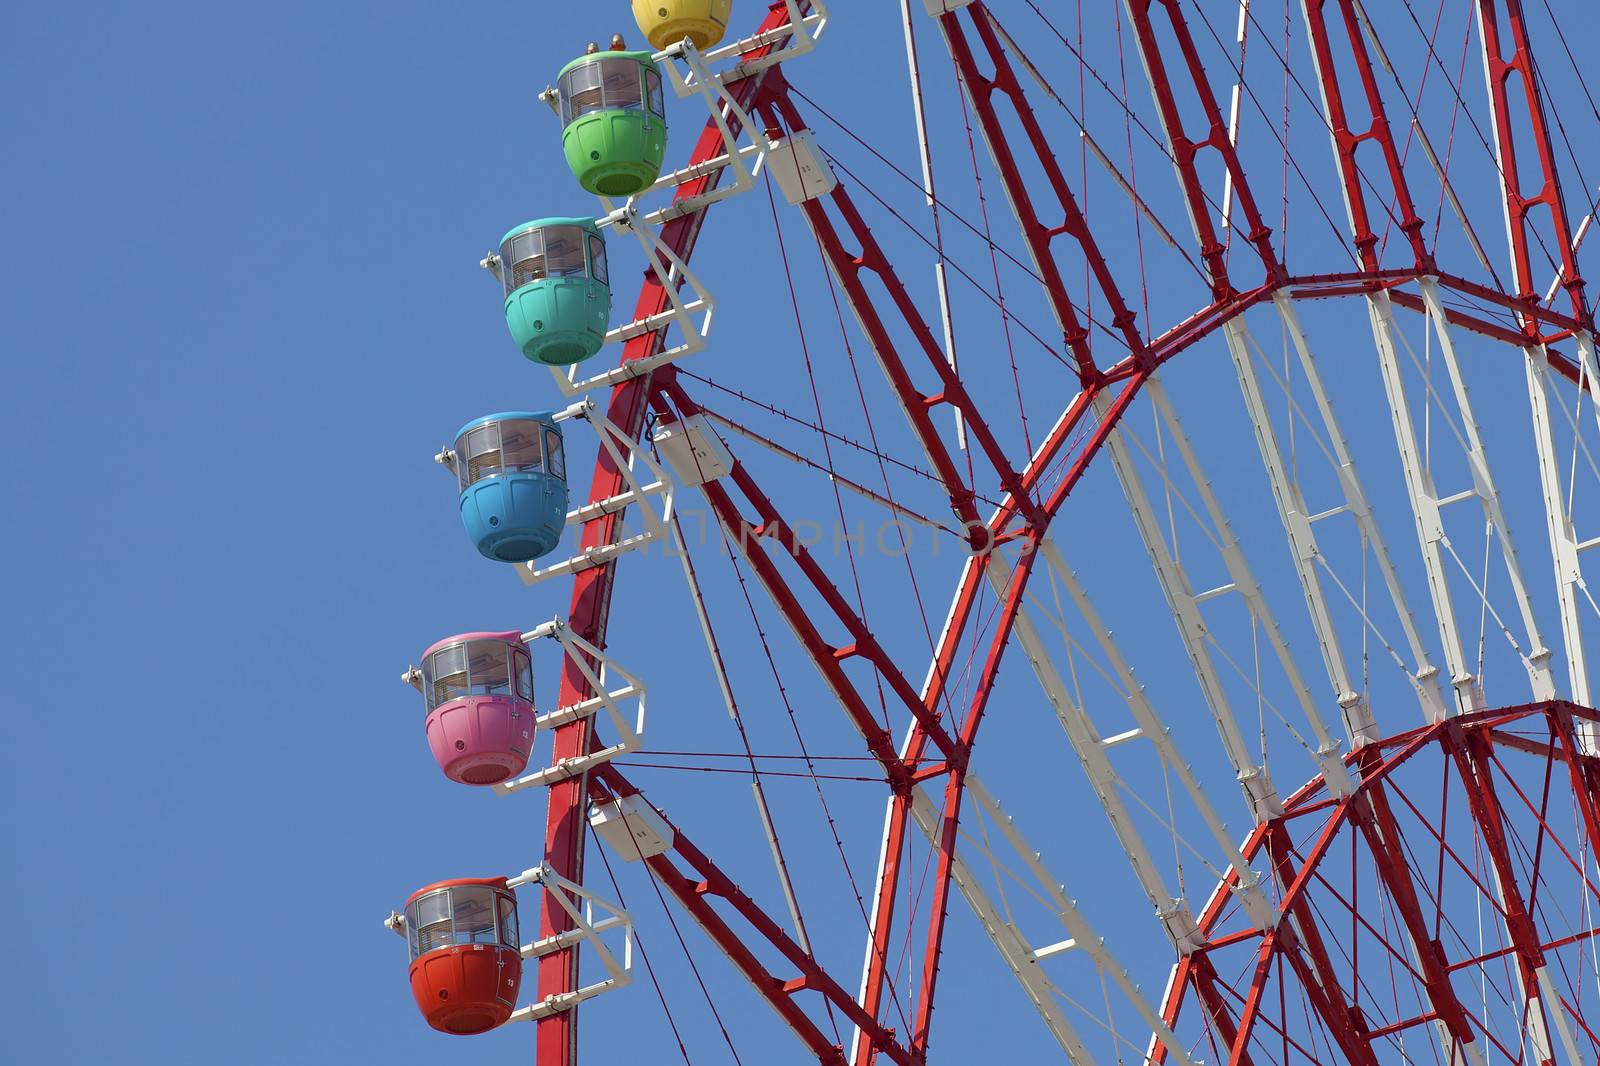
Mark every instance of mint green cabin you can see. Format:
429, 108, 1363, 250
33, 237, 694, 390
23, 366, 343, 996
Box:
499, 218, 611, 366
558, 49, 668, 197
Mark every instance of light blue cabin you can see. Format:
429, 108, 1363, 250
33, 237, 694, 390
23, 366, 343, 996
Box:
452, 413, 569, 563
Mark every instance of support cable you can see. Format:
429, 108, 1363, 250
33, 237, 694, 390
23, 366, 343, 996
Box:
591, 834, 697, 1066
708, 505, 917, 1039
949, 50, 1032, 452
766, 173, 894, 735
666, 505, 821, 960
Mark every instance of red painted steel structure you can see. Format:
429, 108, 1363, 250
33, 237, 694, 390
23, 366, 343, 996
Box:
524, 1, 1600, 1064
533, 8, 806, 1065
1148, 702, 1600, 1063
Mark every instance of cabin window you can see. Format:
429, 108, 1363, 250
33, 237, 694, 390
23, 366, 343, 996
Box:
501, 228, 542, 296
423, 640, 531, 710
451, 886, 501, 946
501, 226, 590, 295
545, 430, 566, 480
645, 67, 664, 117
561, 58, 655, 124
455, 420, 551, 490
498, 421, 544, 471
498, 895, 520, 949
589, 235, 608, 285
541, 227, 588, 279
410, 889, 454, 958
406, 886, 511, 960
467, 641, 512, 698
460, 423, 504, 490
599, 57, 643, 110
560, 61, 606, 124
423, 643, 470, 713
513, 647, 533, 702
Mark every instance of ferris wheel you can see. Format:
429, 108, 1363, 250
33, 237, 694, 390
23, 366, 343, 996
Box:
381, 0, 1600, 1062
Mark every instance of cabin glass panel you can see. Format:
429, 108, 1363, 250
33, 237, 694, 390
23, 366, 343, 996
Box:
645, 66, 664, 117
452, 886, 500, 946
455, 420, 550, 490
560, 62, 605, 124
545, 430, 566, 480
588, 236, 608, 285
423, 640, 528, 710
406, 885, 511, 960
513, 648, 533, 701
498, 896, 519, 948
410, 889, 454, 957
561, 58, 654, 124
467, 641, 512, 698
423, 644, 469, 712
500, 226, 589, 296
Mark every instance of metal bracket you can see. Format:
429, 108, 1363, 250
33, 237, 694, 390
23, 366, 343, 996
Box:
504, 863, 634, 1023
656, 0, 828, 93
517, 399, 676, 586
493, 618, 648, 793
546, 203, 715, 398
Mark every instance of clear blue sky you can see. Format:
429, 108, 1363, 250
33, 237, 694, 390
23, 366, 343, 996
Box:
6, 2, 1598, 1064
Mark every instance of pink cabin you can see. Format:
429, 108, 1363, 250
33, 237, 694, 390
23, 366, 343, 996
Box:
418, 632, 535, 785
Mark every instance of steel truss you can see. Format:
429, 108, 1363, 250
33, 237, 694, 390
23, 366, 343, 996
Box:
1150, 701, 1600, 1064
520, 2, 1600, 1065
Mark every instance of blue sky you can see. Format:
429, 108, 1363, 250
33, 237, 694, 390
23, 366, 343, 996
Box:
7, 1, 1600, 1064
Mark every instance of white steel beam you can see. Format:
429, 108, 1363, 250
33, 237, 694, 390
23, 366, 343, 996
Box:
1525, 336, 1594, 720
1030, 537, 1277, 928
1363, 289, 1484, 713
1093, 390, 1283, 821
904, 787, 1098, 1063
1225, 314, 1386, 742
904, 779, 1199, 1065
992, 544, 1187, 937
1262, 297, 1455, 726
1417, 277, 1557, 700
989, 543, 1276, 943
1142, 380, 1355, 795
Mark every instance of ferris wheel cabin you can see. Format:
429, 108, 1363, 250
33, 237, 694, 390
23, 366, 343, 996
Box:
632, 0, 732, 50
418, 631, 535, 785
451, 412, 569, 563
558, 45, 667, 196
499, 218, 611, 366
401, 877, 522, 1034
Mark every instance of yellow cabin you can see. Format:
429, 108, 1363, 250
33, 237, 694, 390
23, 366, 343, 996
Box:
632, 0, 733, 51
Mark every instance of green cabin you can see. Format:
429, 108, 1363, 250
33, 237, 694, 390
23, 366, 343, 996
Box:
558, 49, 668, 197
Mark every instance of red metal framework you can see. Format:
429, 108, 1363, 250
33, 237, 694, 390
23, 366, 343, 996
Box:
519, 2, 1600, 1064
1151, 702, 1600, 1064
1474, 0, 1590, 325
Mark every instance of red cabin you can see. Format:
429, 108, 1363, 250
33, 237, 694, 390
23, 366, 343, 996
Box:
402, 877, 522, 1034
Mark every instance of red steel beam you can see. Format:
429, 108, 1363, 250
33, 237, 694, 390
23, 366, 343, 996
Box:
762, 88, 1042, 528
1156, 705, 1600, 1062
1550, 705, 1600, 874
1300, 0, 1433, 272
654, 377, 960, 778
1344, 769, 1479, 1049
1262, 823, 1380, 1066
1121, 0, 1287, 294
1474, 0, 1592, 329
940, 5, 1144, 379
594, 765, 918, 1066
1449, 724, 1551, 976
1189, 951, 1258, 1066
535, 9, 809, 1066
